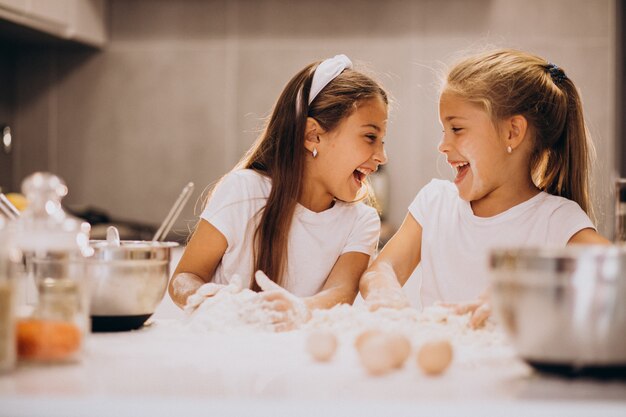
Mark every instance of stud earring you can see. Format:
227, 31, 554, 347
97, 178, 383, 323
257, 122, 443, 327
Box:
507, 146, 512, 154
312, 147, 318, 158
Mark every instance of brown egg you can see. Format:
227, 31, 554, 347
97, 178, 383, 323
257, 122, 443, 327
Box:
416, 339, 453, 375
306, 330, 338, 362
354, 329, 382, 350
386, 333, 411, 368
357, 332, 397, 375
355, 330, 412, 375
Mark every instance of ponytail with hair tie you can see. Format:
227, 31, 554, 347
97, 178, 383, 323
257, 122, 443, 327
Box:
545, 63, 567, 85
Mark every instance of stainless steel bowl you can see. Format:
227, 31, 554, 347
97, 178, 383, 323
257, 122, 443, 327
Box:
489, 245, 626, 378
87, 240, 178, 332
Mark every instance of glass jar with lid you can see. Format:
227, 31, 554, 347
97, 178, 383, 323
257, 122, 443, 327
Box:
11, 172, 92, 364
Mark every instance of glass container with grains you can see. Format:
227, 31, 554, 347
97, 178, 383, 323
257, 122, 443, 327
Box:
11, 173, 92, 364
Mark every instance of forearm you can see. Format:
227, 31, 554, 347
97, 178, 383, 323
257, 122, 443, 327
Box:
358, 260, 411, 311
359, 261, 401, 300
303, 284, 358, 310
168, 272, 206, 309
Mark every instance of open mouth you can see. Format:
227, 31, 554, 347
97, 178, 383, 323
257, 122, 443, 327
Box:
353, 167, 371, 186
453, 161, 470, 183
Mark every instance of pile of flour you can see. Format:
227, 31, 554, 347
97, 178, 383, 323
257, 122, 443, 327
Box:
306, 303, 507, 349
184, 287, 275, 333
184, 288, 507, 349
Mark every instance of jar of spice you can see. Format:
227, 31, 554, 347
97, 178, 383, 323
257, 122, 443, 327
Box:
11, 173, 92, 364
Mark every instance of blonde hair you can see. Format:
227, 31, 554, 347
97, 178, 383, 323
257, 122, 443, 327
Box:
444, 49, 594, 216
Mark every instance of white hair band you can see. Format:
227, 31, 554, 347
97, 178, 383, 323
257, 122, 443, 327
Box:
308, 54, 353, 105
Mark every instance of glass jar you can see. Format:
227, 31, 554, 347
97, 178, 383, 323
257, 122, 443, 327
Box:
0, 217, 17, 373
11, 172, 92, 364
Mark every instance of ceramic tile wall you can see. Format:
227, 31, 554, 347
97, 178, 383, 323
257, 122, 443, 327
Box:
12, 0, 615, 239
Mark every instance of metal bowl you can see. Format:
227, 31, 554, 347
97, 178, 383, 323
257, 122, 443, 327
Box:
489, 245, 626, 378
87, 240, 178, 332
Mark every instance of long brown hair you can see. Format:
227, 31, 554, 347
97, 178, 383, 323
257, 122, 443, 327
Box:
230, 61, 388, 291
444, 49, 594, 216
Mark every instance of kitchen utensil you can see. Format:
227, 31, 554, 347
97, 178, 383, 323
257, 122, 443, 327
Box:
152, 182, 194, 242
106, 226, 121, 247
0, 193, 20, 220
489, 245, 626, 378
88, 239, 178, 332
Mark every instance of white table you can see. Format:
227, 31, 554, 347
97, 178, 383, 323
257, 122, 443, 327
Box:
1, 312, 625, 417
2, 246, 625, 416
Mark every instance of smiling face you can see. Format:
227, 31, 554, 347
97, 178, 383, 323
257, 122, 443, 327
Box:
438, 90, 512, 205
303, 97, 388, 210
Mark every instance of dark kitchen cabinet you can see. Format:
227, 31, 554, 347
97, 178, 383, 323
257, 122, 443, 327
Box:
0, 0, 106, 192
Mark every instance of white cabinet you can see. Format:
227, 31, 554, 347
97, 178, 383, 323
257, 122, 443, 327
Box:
0, 0, 106, 47
28, 0, 71, 29
0, 0, 26, 14
66, 0, 107, 46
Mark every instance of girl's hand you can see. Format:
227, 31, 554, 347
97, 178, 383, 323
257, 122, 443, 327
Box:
361, 263, 411, 311
184, 275, 243, 313
365, 286, 411, 311
439, 290, 491, 329
254, 270, 311, 332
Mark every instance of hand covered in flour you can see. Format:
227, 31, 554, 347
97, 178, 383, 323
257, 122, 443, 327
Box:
439, 289, 491, 329
361, 263, 411, 312
184, 275, 244, 313
254, 270, 311, 332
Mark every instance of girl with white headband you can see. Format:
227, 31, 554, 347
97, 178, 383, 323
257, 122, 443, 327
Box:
169, 55, 389, 329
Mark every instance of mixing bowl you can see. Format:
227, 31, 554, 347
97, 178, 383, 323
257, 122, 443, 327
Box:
489, 245, 626, 378
87, 240, 178, 332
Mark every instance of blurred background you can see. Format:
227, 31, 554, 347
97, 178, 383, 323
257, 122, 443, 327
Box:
0, 0, 621, 242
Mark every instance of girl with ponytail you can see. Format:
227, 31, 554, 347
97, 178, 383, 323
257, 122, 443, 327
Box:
360, 49, 608, 326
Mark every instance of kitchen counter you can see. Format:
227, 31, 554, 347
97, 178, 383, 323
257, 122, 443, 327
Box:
1, 313, 625, 417
1, 246, 625, 416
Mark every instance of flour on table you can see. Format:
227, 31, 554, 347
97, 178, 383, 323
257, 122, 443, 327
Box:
305, 304, 507, 349
185, 287, 276, 332
185, 288, 506, 350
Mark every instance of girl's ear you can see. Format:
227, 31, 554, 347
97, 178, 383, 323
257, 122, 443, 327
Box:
304, 117, 323, 153
505, 114, 528, 151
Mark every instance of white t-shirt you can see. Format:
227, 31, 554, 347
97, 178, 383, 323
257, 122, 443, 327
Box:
409, 179, 595, 307
200, 169, 380, 296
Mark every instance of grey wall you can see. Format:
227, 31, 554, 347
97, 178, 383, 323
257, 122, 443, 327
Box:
0, 45, 15, 192
10, 0, 617, 238
619, 0, 626, 177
